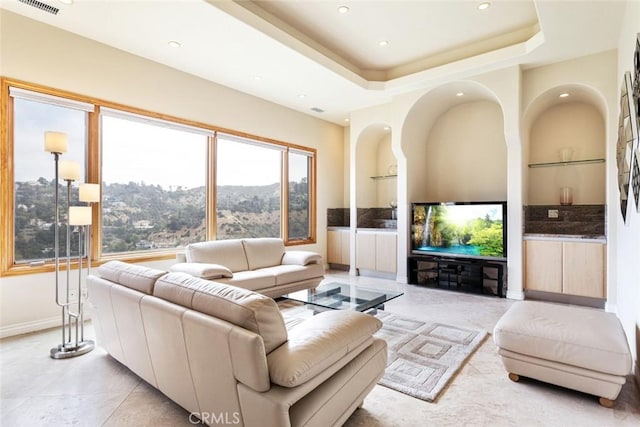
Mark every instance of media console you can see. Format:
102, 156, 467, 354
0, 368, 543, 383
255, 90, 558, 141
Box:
408, 254, 506, 298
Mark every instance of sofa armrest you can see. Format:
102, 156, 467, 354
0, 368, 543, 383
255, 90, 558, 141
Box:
267, 310, 381, 387
169, 262, 233, 280
282, 251, 322, 266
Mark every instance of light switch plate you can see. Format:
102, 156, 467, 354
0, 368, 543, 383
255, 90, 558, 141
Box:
548, 209, 559, 218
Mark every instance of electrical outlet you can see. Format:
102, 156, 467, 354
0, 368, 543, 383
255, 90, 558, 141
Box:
548, 209, 559, 218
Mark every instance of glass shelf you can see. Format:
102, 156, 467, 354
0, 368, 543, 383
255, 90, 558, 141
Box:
370, 174, 397, 180
528, 158, 605, 168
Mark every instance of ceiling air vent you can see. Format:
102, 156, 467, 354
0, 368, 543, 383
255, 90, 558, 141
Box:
310, 107, 325, 113
18, 0, 59, 15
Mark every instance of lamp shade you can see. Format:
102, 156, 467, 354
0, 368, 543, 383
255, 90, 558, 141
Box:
69, 206, 92, 226
59, 160, 81, 181
79, 183, 100, 203
44, 131, 68, 154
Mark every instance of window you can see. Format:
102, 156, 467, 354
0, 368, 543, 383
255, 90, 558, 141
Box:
11, 89, 89, 264
1, 79, 317, 275
215, 134, 283, 239
288, 149, 313, 241
100, 111, 209, 254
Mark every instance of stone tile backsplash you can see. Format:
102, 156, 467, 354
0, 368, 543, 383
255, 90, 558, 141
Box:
327, 208, 349, 227
327, 208, 397, 229
523, 205, 605, 236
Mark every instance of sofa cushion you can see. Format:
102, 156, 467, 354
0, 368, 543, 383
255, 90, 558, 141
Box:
97, 260, 166, 295
185, 239, 249, 273
170, 262, 233, 280
216, 270, 276, 292
242, 238, 285, 270
258, 264, 324, 286
267, 310, 382, 387
153, 272, 287, 353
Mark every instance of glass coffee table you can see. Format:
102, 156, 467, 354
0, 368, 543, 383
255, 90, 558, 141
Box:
283, 282, 403, 314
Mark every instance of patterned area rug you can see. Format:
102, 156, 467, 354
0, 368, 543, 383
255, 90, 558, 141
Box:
374, 311, 487, 402
278, 300, 487, 403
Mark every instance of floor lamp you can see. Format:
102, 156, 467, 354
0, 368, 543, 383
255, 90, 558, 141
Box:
46, 132, 95, 359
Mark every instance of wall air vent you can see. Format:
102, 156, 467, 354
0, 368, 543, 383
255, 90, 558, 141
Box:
310, 107, 325, 113
18, 0, 59, 15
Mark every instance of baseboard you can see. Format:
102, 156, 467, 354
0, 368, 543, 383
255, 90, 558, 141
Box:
524, 290, 605, 309
0, 316, 60, 339
328, 263, 349, 271
356, 269, 396, 281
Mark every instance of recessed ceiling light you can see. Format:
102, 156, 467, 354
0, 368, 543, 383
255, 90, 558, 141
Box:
298, 94, 307, 99
59, 0, 73, 4
477, 2, 491, 10
254, 75, 263, 81
378, 40, 389, 47
559, 92, 570, 98
344, 118, 350, 123
167, 40, 181, 48
383, 126, 391, 131
337, 5, 349, 14
456, 92, 464, 97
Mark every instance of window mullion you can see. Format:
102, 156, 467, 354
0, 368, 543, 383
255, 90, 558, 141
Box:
88, 106, 101, 261
208, 133, 217, 241
282, 149, 289, 242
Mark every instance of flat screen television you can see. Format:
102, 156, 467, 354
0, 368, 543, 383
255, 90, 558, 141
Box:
411, 201, 507, 261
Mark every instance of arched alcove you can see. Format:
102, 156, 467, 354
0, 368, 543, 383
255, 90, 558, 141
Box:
523, 85, 607, 205
355, 123, 396, 210
401, 82, 507, 204
398, 80, 510, 293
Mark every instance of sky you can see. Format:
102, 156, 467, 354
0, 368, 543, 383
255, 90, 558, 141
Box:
14, 98, 86, 182
15, 98, 308, 190
443, 203, 503, 225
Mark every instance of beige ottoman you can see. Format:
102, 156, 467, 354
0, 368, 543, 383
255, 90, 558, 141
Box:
493, 301, 632, 407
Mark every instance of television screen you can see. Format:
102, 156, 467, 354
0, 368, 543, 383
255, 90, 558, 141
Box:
411, 202, 507, 261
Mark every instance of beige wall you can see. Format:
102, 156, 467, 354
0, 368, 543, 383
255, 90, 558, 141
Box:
0, 10, 344, 336
615, 0, 640, 380
375, 134, 397, 207
528, 102, 606, 205
423, 100, 507, 202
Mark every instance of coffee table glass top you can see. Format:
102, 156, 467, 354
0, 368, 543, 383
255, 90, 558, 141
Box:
284, 282, 403, 312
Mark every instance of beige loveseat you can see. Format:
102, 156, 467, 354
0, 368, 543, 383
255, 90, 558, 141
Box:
88, 261, 387, 427
172, 238, 324, 298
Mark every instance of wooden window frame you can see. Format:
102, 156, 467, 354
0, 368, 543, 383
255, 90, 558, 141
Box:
0, 77, 317, 277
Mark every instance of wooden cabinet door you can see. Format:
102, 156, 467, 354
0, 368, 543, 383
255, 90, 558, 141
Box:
562, 242, 605, 298
340, 230, 351, 265
356, 232, 376, 270
524, 240, 562, 293
327, 230, 341, 264
375, 232, 397, 273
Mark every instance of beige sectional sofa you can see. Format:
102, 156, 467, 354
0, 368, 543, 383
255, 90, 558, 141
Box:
172, 238, 324, 298
88, 260, 387, 427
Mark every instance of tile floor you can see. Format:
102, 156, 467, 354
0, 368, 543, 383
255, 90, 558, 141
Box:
1, 271, 639, 426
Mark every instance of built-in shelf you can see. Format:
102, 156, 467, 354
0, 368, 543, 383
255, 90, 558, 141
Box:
528, 158, 605, 168
370, 174, 397, 180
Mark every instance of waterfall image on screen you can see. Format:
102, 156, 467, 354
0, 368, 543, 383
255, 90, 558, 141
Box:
412, 203, 505, 259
